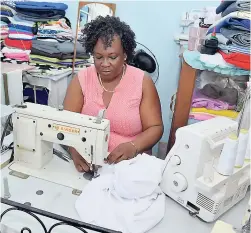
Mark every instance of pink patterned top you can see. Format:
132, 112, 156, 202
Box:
78, 64, 144, 152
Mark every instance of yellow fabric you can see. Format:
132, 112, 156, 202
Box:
210, 221, 235, 233
30, 54, 83, 63
191, 108, 239, 119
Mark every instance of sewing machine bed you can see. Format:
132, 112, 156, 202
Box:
8, 155, 90, 191
1, 161, 249, 233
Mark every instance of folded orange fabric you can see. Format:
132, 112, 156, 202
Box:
219, 50, 250, 70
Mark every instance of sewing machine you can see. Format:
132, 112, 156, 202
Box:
161, 117, 250, 222
210, 198, 250, 233
8, 102, 110, 190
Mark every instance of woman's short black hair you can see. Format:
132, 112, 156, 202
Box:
81, 15, 136, 62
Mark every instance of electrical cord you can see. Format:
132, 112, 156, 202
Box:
1, 113, 14, 162
1, 114, 12, 148
135, 41, 159, 84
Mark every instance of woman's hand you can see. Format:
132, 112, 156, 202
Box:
70, 148, 90, 172
107, 142, 137, 164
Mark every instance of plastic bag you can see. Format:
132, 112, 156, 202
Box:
196, 70, 249, 111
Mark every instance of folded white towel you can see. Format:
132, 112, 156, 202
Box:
75, 154, 165, 233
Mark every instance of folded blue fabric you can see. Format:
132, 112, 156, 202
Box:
222, 1, 250, 17
216, 1, 236, 14
219, 44, 251, 55
221, 27, 250, 47
207, 18, 250, 34
0, 10, 13, 17
9, 24, 33, 32
15, 1, 68, 11
1, 2, 16, 10
8, 28, 32, 34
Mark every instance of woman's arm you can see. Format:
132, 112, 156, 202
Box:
63, 76, 90, 172
132, 75, 164, 153
64, 75, 84, 112
107, 75, 163, 164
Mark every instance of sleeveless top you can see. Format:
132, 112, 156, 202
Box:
78, 64, 144, 152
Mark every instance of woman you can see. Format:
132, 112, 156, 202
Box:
64, 15, 163, 172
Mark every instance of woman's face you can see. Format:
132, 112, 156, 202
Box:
93, 35, 126, 82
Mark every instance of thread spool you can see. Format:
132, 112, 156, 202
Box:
217, 133, 238, 176
245, 135, 250, 161
235, 129, 249, 168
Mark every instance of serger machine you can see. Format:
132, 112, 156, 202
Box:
161, 117, 250, 222
9, 103, 110, 188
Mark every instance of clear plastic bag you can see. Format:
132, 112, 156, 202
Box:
196, 70, 249, 111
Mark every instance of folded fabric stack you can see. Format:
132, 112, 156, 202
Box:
30, 38, 90, 68
189, 70, 248, 121
1, 2, 36, 64
190, 89, 239, 121
1, 1, 90, 69
0, 21, 8, 40
14, 1, 67, 22
36, 18, 73, 42
0, 3, 16, 41
206, 1, 250, 70
13, 1, 91, 69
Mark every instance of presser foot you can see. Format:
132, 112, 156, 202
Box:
83, 165, 100, 181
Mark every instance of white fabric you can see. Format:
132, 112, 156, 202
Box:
1, 47, 31, 54
200, 53, 232, 68
75, 154, 165, 233
8, 34, 33, 40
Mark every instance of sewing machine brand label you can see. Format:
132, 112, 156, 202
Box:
52, 124, 80, 135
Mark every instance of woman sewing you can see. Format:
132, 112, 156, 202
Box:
64, 16, 163, 172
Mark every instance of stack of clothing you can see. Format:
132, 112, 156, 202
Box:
14, 1, 90, 69
0, 21, 8, 40
206, 0, 250, 70
1, 1, 90, 68
2, 15, 35, 63
189, 70, 248, 121
1, 1, 36, 64
0, 3, 16, 41
4, 19, 35, 50
14, 1, 67, 22
30, 40, 90, 68
36, 18, 73, 42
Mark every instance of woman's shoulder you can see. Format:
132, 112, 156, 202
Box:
126, 65, 145, 87
126, 65, 156, 92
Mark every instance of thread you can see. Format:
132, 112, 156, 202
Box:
217, 133, 238, 176
235, 129, 249, 168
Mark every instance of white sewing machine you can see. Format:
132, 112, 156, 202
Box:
161, 117, 250, 222
7, 102, 110, 190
